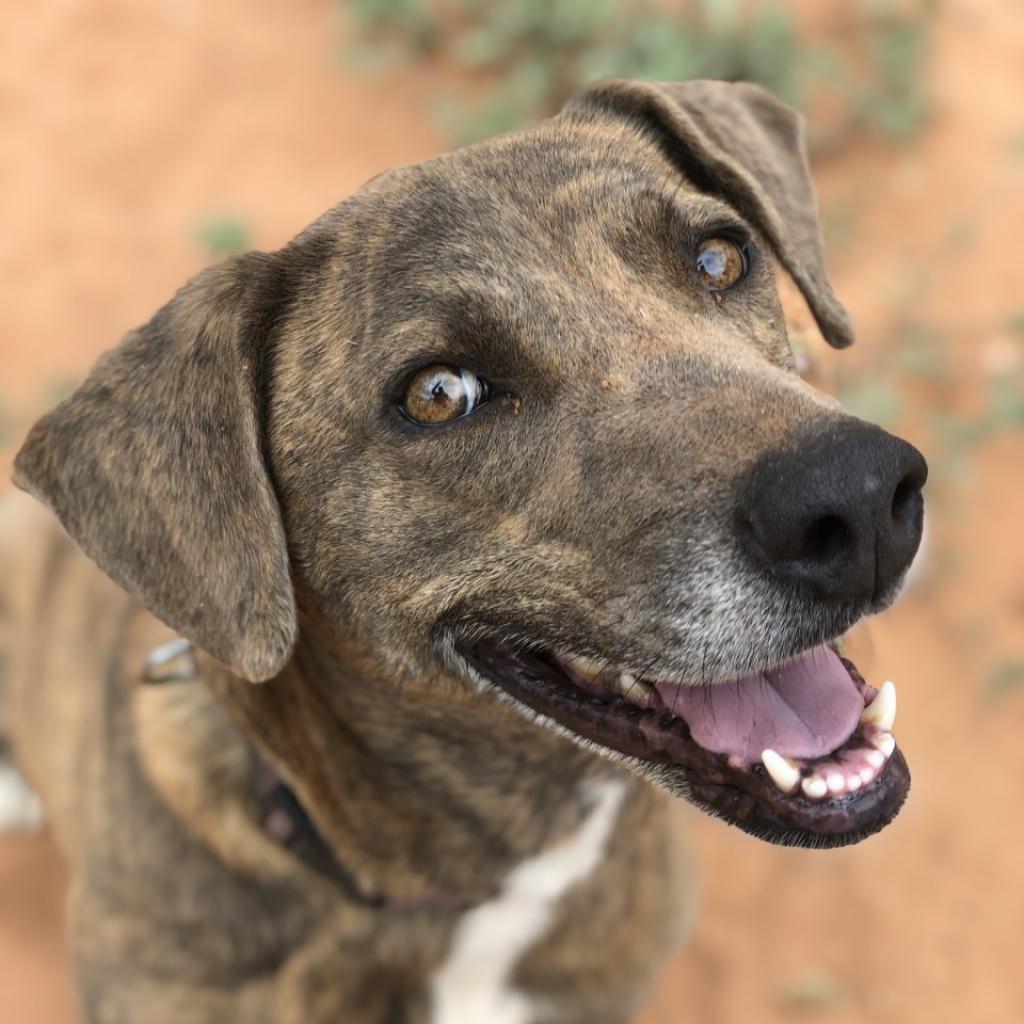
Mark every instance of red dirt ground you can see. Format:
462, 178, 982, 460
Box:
1, 2, 1021, 1022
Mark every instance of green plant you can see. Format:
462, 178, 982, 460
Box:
0, 393, 14, 449
778, 970, 847, 1011
341, 0, 937, 148
1006, 128, 1024, 159
857, 3, 933, 140
986, 661, 1024, 703
195, 215, 252, 261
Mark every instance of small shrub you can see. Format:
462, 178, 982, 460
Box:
195, 215, 252, 261
341, 0, 937, 148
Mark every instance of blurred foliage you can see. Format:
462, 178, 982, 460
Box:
833, 316, 1023, 485
195, 215, 252, 261
1007, 128, 1024, 159
856, 0, 935, 141
0, 394, 13, 448
342, 0, 936, 147
986, 660, 1024, 703
43, 374, 81, 406
778, 970, 847, 1011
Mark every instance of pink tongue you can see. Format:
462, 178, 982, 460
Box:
658, 646, 863, 762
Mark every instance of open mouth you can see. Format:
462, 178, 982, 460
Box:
461, 639, 909, 848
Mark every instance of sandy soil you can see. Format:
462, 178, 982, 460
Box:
1, 2, 1021, 1022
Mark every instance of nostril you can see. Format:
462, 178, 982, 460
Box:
891, 474, 919, 522
801, 514, 853, 564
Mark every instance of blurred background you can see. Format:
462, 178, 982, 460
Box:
0, 1, 1021, 1021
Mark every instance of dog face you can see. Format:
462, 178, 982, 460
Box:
15, 80, 925, 847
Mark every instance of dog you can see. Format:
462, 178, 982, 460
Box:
1, 78, 926, 1023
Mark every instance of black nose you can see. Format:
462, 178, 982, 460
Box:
740, 423, 927, 603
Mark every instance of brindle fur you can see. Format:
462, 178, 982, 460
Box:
5, 80, 862, 1022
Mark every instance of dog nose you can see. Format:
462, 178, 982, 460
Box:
740, 423, 927, 603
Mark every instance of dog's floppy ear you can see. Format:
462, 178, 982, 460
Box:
13, 254, 296, 681
564, 78, 853, 349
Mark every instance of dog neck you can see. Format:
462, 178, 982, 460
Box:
201, 616, 614, 907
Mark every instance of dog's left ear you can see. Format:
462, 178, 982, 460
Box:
13, 253, 296, 682
563, 78, 853, 349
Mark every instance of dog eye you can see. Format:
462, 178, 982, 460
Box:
401, 365, 490, 425
696, 237, 747, 292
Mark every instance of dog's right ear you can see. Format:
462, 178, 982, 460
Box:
13, 254, 296, 682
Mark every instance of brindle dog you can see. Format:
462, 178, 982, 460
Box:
1, 79, 925, 1023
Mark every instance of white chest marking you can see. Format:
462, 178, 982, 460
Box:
430, 779, 626, 1024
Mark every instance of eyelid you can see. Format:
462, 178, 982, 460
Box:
696, 223, 751, 249
691, 208, 752, 241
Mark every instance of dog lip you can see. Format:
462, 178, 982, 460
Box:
459, 638, 911, 849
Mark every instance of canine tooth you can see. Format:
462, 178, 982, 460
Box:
865, 749, 885, 770
873, 732, 896, 758
570, 656, 604, 681
859, 766, 876, 785
761, 749, 801, 794
616, 672, 655, 701
826, 771, 846, 795
802, 776, 828, 800
846, 773, 862, 792
860, 680, 896, 731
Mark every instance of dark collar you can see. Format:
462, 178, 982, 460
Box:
143, 638, 481, 914
247, 750, 391, 903
143, 638, 379, 901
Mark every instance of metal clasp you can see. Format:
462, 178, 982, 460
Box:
141, 637, 197, 684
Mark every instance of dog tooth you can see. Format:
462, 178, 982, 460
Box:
865, 749, 885, 770
845, 773, 862, 792
761, 749, 801, 794
570, 656, 604, 681
859, 765, 876, 785
826, 771, 846, 795
801, 776, 828, 800
616, 672, 656, 702
860, 680, 896, 731
873, 732, 896, 758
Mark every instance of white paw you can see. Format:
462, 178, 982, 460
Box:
0, 761, 44, 832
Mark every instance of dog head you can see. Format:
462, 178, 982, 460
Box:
15, 80, 925, 847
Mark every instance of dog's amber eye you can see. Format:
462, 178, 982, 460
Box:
696, 237, 747, 291
402, 365, 489, 425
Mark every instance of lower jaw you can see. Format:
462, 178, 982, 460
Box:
460, 640, 911, 849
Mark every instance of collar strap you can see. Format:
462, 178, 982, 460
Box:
140, 640, 361, 893
141, 640, 480, 913
248, 749, 389, 904
142, 638, 197, 683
